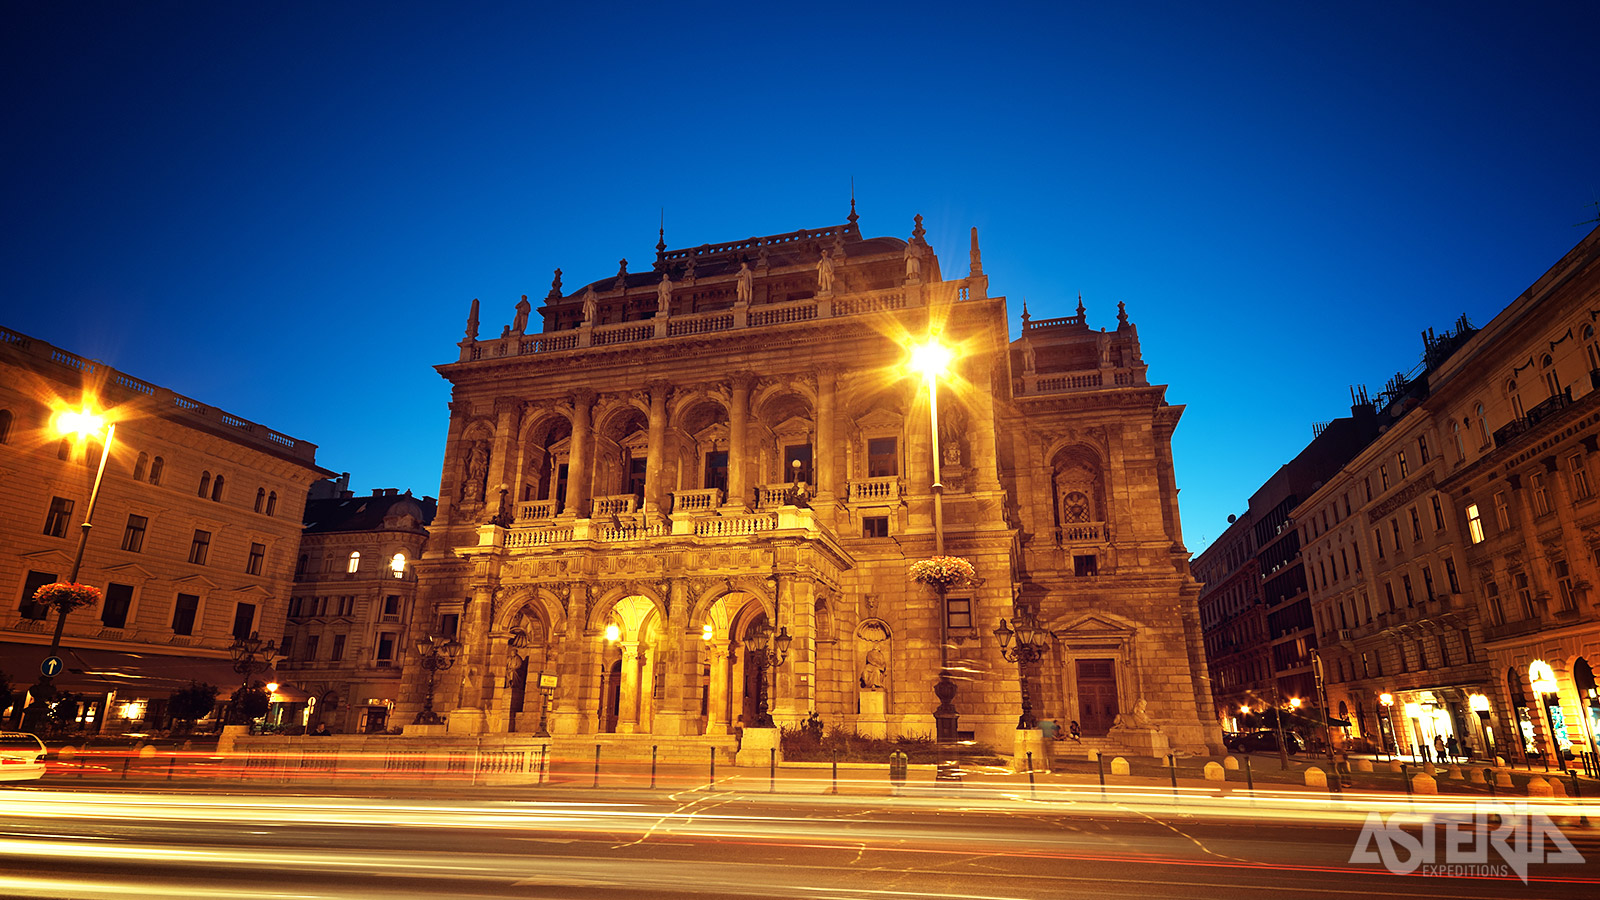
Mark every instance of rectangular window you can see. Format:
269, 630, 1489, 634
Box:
1555, 560, 1576, 611
1514, 572, 1535, 619
172, 593, 200, 635
1074, 554, 1099, 577
376, 632, 396, 665
704, 451, 729, 493
867, 438, 898, 478
1421, 565, 1435, 600
783, 444, 813, 484
439, 613, 459, 638
1418, 435, 1430, 463
1466, 504, 1485, 544
1533, 473, 1552, 516
1374, 527, 1385, 559
1353, 543, 1362, 572
1380, 465, 1390, 491
246, 542, 265, 576
19, 569, 58, 621
1340, 547, 1349, 577
1364, 477, 1373, 502
1493, 491, 1510, 530
331, 634, 346, 661
945, 596, 972, 630
1485, 581, 1505, 625
121, 514, 148, 552
189, 530, 211, 565
383, 595, 400, 618
1445, 556, 1460, 594
101, 582, 134, 629
43, 496, 74, 538
279, 635, 294, 659
1431, 496, 1445, 531
1570, 453, 1593, 500
1398, 451, 1409, 479
338, 595, 354, 616
1402, 574, 1415, 606
1410, 507, 1423, 541
626, 455, 647, 498
1391, 518, 1403, 550
305, 634, 320, 661
862, 516, 889, 538
232, 602, 256, 641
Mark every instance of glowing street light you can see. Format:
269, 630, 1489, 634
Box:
412, 634, 462, 726
908, 333, 960, 742
1379, 692, 1396, 761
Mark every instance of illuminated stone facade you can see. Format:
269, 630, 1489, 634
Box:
406, 211, 1220, 757
0, 325, 326, 731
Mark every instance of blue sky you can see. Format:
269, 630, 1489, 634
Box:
5, 2, 1597, 552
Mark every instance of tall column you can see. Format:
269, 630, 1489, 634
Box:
445, 577, 495, 734
707, 644, 731, 734
549, 584, 587, 734
967, 361, 1001, 492
816, 369, 837, 499
565, 390, 594, 517
728, 374, 752, 509
490, 398, 521, 511
653, 578, 693, 736
618, 642, 642, 733
639, 646, 657, 732
645, 380, 670, 517
438, 400, 470, 524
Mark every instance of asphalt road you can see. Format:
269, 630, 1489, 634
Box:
2, 781, 1597, 899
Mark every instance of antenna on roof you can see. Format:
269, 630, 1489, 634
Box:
1578, 196, 1600, 228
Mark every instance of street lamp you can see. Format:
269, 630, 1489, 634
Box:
910, 334, 961, 741
412, 634, 463, 725
17, 407, 118, 729
1470, 692, 1495, 762
1379, 692, 1395, 760
994, 610, 1050, 729
1274, 696, 1295, 770
741, 620, 792, 729
597, 623, 620, 732
1530, 660, 1562, 767
228, 631, 279, 726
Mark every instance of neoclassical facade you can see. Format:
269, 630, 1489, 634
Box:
405, 210, 1219, 756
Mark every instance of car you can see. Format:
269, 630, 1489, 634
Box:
0, 732, 47, 783
1228, 730, 1300, 754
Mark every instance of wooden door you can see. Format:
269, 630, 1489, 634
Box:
1076, 659, 1119, 736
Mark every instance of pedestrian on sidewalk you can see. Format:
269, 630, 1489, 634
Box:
1433, 735, 1446, 764
1446, 734, 1459, 763
1039, 719, 1059, 772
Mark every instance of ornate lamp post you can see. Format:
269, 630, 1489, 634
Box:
910, 335, 961, 742
412, 634, 463, 725
1530, 660, 1563, 765
994, 610, 1051, 729
228, 631, 278, 725
742, 620, 792, 728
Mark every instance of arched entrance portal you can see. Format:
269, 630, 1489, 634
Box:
593, 594, 663, 734
695, 591, 772, 735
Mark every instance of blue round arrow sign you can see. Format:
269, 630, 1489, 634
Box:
40, 656, 63, 678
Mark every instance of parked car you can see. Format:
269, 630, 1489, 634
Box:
0, 732, 47, 782
1228, 730, 1300, 754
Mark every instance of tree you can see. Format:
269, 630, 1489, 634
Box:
229, 682, 270, 725
45, 692, 86, 730
168, 682, 218, 732
0, 668, 13, 721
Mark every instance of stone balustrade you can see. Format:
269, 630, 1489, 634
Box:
517, 499, 558, 522
847, 477, 903, 502
1023, 366, 1147, 396
1057, 522, 1108, 544
670, 488, 723, 513
694, 513, 779, 537
592, 495, 638, 517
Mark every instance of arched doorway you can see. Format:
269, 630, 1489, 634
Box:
1508, 667, 1532, 761
1575, 658, 1600, 764
741, 612, 770, 729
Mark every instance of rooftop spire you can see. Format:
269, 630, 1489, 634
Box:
655, 209, 667, 268
847, 178, 858, 227
1076, 294, 1086, 318
969, 226, 982, 277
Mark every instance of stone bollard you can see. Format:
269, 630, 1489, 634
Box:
1547, 776, 1567, 798
1423, 761, 1437, 776
138, 745, 157, 759
1494, 768, 1515, 789
1353, 757, 1373, 772
1411, 773, 1438, 794
1387, 759, 1403, 773
1223, 756, 1240, 771
1526, 776, 1552, 797
1467, 767, 1487, 784
1494, 756, 1506, 767
1305, 766, 1327, 788
1110, 757, 1130, 776
1446, 764, 1463, 780
58, 745, 77, 760
1204, 762, 1225, 781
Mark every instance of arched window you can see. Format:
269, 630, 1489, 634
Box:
1541, 354, 1560, 397
1450, 420, 1464, 461
211, 474, 225, 501
265, 491, 277, 516
199, 472, 211, 497
149, 456, 164, 485
254, 488, 266, 513
390, 553, 406, 578
133, 452, 148, 481
347, 551, 361, 574
1474, 403, 1489, 447
1507, 379, 1524, 419
0, 408, 12, 443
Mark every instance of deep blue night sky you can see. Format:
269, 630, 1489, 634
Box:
5, 2, 1597, 551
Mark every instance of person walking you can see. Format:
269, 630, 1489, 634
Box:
1446, 734, 1460, 763
1433, 734, 1447, 764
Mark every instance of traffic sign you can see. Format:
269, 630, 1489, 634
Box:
40, 656, 63, 678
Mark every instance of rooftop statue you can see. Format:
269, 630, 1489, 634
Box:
513, 294, 530, 334
657, 273, 673, 317
581, 287, 598, 325
816, 248, 835, 294
736, 262, 754, 304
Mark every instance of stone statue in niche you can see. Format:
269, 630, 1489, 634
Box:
816, 249, 836, 294
859, 645, 886, 690
736, 262, 754, 304
461, 441, 489, 504
513, 294, 530, 334
938, 405, 965, 467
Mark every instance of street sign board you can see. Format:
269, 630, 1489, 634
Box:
40, 656, 63, 678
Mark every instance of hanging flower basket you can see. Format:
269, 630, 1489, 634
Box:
32, 582, 102, 613
909, 556, 977, 589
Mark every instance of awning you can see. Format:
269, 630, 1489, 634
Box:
0, 642, 248, 698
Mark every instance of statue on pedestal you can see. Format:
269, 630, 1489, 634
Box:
736, 262, 754, 304
656, 273, 673, 316
816, 249, 835, 294
581, 287, 598, 325
512, 294, 530, 334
